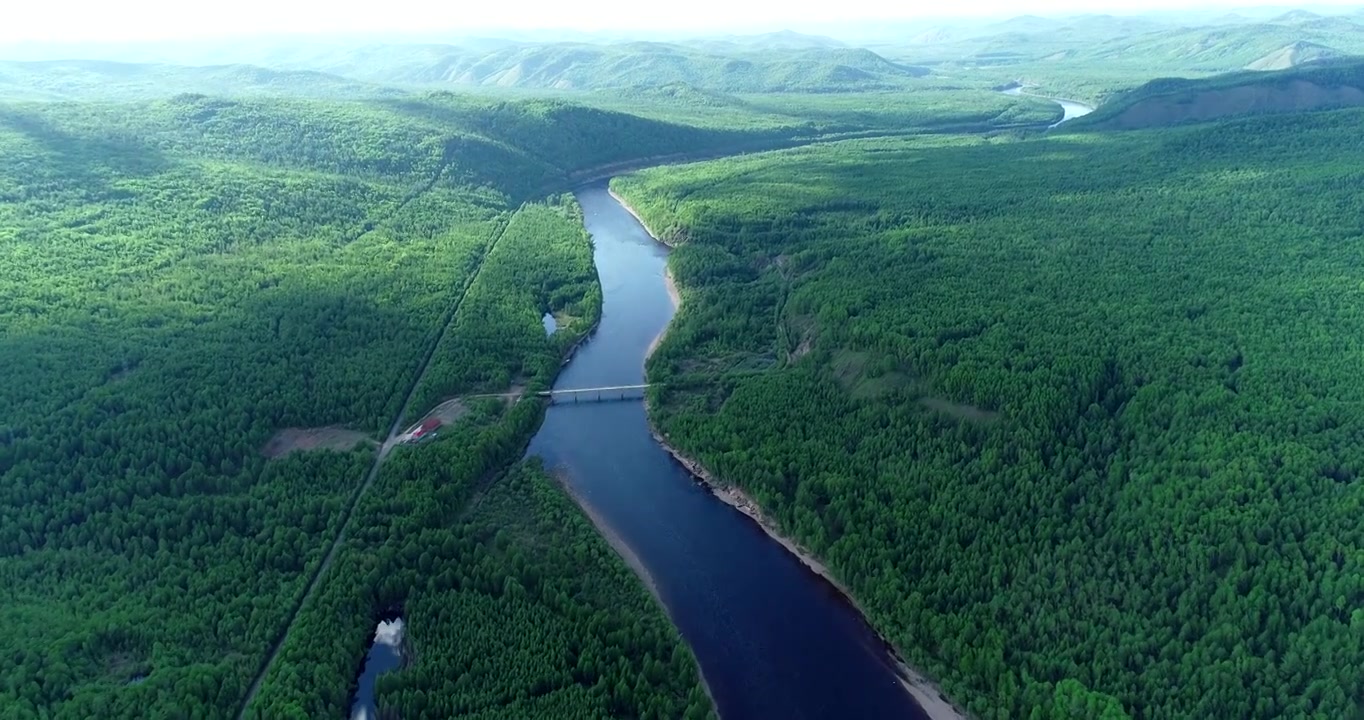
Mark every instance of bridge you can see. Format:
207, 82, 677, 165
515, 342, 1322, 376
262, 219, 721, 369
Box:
537, 384, 654, 403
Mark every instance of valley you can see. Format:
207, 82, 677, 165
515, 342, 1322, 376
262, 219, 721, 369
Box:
4, 8, 1364, 720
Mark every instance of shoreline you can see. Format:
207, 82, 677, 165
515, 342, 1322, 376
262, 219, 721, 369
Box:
645, 268, 680, 362
608, 186, 675, 248
549, 469, 720, 710
614, 187, 970, 720
646, 425, 969, 720
612, 184, 681, 364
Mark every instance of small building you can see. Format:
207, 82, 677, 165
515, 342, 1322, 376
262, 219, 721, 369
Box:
410, 418, 441, 441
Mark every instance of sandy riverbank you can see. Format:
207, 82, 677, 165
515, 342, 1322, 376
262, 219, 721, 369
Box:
646, 268, 681, 361
609, 187, 675, 248
550, 469, 719, 709
645, 428, 969, 720
613, 186, 971, 720
611, 185, 682, 363
552, 470, 660, 598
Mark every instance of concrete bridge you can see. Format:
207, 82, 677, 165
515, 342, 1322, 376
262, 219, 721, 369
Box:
538, 384, 653, 403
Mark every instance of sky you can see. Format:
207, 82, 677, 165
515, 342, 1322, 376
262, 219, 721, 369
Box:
4, 0, 1363, 43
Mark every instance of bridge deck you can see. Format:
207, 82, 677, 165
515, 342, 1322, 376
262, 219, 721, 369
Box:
537, 384, 653, 396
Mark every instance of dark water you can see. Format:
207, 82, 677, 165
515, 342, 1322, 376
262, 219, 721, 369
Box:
527, 184, 933, 720
349, 618, 404, 720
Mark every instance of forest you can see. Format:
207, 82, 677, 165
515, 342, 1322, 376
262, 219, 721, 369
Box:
247, 197, 709, 719
0, 94, 722, 717
616, 106, 1364, 719
9, 19, 1364, 719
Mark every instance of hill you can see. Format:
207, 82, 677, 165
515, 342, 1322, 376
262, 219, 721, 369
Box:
1245, 40, 1346, 70
0, 89, 813, 717
977, 14, 1066, 36
680, 30, 847, 53
0, 60, 398, 101
1068, 19, 1364, 71
266, 41, 929, 93
1270, 9, 1325, 23
1078, 59, 1364, 129
614, 95, 1364, 720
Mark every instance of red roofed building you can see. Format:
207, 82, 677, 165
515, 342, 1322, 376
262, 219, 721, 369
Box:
409, 417, 441, 441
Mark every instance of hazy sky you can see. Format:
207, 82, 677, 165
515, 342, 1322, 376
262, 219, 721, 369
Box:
5, 0, 1362, 43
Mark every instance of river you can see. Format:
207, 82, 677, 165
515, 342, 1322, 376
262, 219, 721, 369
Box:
1001, 85, 1095, 127
523, 183, 943, 720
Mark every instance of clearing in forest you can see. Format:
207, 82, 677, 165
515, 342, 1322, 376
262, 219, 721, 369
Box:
919, 397, 1001, 424
261, 427, 375, 459
830, 349, 911, 400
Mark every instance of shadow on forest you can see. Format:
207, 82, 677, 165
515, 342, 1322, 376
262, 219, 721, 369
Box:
0, 106, 170, 194
685, 131, 1145, 210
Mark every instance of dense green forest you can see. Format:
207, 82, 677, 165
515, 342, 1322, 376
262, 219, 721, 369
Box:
379, 460, 713, 720
249, 197, 708, 719
618, 106, 1364, 718
0, 98, 495, 717
11, 24, 1364, 720
0, 93, 729, 717
1075, 58, 1364, 129
256, 448, 714, 720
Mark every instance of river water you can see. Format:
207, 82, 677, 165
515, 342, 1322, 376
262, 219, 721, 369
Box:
1001, 85, 1094, 127
349, 619, 405, 720
525, 184, 935, 720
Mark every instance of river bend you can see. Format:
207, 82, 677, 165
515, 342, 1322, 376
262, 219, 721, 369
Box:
525, 184, 938, 720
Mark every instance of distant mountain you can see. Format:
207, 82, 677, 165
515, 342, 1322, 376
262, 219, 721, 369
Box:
1066, 17, 1364, 71
1079, 59, 1364, 129
680, 30, 846, 53
890, 9, 1364, 74
1297, 16, 1364, 33
1270, 9, 1326, 23
279, 42, 929, 93
1053, 14, 1171, 38
0, 60, 397, 101
1245, 40, 1347, 70
907, 28, 957, 44
978, 15, 1066, 36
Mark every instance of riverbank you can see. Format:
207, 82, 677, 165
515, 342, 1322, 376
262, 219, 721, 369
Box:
550, 468, 720, 711
614, 188, 971, 720
552, 470, 659, 598
608, 187, 671, 246
645, 269, 680, 361
647, 425, 969, 720
611, 185, 681, 363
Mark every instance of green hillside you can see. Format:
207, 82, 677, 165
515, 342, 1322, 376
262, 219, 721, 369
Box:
1076, 59, 1364, 128
0, 92, 791, 718
1074, 19, 1364, 72
896, 11, 1364, 70
1244, 40, 1346, 70
616, 103, 1364, 720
